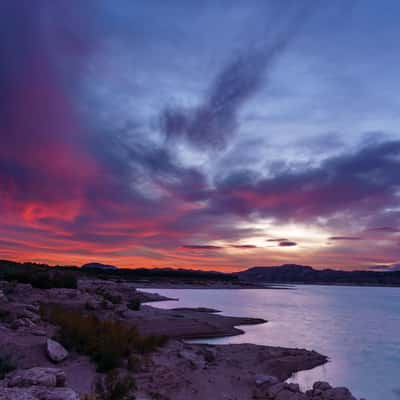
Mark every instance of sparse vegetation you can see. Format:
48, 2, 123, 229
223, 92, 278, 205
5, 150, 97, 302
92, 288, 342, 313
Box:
40, 304, 167, 372
127, 354, 141, 372
0, 353, 15, 379
95, 371, 136, 400
95, 288, 122, 305
0, 261, 77, 289
127, 298, 141, 311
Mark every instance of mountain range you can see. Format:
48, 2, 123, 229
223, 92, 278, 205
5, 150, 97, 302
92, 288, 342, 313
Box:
238, 264, 400, 286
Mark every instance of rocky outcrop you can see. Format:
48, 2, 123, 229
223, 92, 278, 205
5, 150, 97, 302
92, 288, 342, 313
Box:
306, 382, 357, 399
0, 367, 79, 400
0, 386, 79, 400
6, 367, 66, 388
0, 278, 363, 400
239, 264, 400, 286
253, 379, 358, 400
46, 339, 68, 363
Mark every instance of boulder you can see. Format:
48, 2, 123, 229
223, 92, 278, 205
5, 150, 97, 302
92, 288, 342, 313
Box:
313, 381, 332, 392
46, 340, 68, 363
321, 387, 356, 400
255, 374, 279, 387
275, 390, 308, 400
7, 367, 66, 388
286, 383, 300, 392
0, 387, 79, 400
267, 382, 286, 398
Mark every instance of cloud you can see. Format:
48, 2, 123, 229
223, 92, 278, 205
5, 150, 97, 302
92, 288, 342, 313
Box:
366, 227, 400, 233
161, 2, 315, 149
180, 245, 224, 250
209, 140, 400, 223
278, 241, 297, 247
1, 1, 400, 271
329, 236, 362, 241
230, 244, 258, 249
368, 264, 400, 272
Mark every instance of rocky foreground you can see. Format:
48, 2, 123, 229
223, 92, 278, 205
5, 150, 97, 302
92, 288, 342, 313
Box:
0, 278, 362, 399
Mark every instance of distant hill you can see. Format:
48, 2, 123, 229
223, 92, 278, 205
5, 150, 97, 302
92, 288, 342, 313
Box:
0, 259, 238, 283
81, 262, 118, 271
238, 264, 400, 286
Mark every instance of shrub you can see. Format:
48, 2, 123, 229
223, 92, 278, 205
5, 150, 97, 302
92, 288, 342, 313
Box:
0, 353, 15, 379
127, 298, 141, 311
40, 305, 167, 372
95, 289, 122, 305
127, 354, 140, 372
85, 301, 96, 311
1, 268, 77, 289
50, 272, 78, 289
95, 371, 136, 400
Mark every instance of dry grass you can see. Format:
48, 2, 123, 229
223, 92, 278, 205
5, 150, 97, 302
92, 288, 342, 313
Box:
40, 304, 167, 371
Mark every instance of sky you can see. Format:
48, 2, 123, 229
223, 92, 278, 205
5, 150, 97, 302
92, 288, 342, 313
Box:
1, 0, 400, 271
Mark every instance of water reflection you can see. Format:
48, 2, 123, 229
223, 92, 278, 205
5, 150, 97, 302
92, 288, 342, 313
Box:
141, 286, 400, 400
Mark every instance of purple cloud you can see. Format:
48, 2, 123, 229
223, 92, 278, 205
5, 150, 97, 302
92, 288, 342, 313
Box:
329, 236, 362, 241
181, 245, 224, 250
278, 241, 298, 247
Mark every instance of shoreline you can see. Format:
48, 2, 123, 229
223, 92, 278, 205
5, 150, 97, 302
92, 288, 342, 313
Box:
0, 278, 361, 400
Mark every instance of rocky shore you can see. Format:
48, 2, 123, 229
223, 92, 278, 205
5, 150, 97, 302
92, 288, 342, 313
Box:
0, 278, 362, 399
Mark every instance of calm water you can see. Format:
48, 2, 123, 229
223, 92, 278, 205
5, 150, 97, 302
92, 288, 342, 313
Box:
141, 286, 400, 400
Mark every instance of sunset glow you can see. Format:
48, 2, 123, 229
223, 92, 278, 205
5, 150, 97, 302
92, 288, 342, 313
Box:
1, 1, 400, 271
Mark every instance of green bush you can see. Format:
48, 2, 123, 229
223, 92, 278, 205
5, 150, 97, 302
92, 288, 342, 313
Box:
40, 305, 167, 372
127, 298, 141, 311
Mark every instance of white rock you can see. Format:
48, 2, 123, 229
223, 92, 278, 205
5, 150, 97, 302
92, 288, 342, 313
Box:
7, 367, 66, 388
0, 387, 79, 400
46, 339, 68, 363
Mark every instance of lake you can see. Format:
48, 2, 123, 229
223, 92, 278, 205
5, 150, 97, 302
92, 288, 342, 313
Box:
141, 285, 400, 400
